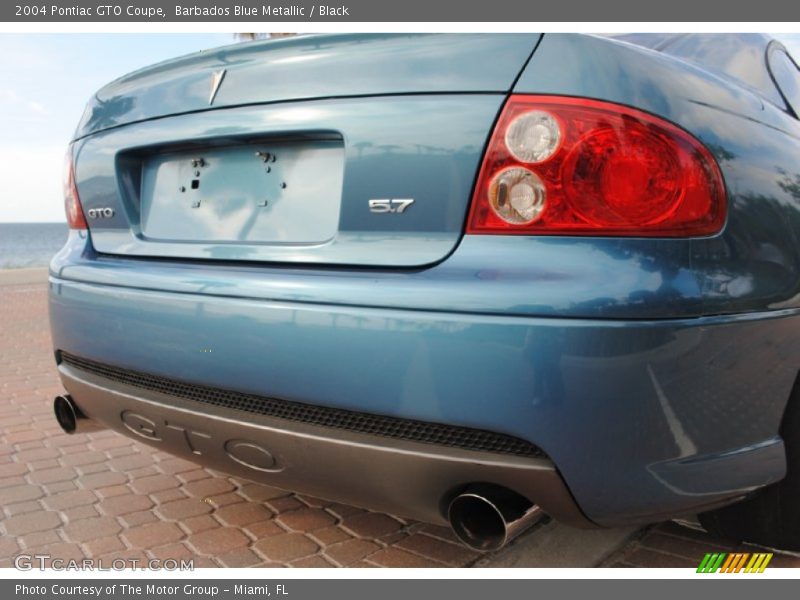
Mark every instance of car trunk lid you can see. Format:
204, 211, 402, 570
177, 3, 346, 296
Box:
74, 34, 540, 267
76, 34, 539, 138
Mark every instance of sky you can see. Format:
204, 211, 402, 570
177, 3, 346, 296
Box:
0, 33, 234, 223
0, 33, 798, 223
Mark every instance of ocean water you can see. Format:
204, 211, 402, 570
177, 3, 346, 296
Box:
0, 222, 69, 269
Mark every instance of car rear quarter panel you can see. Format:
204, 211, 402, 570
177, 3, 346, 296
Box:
513, 33, 800, 317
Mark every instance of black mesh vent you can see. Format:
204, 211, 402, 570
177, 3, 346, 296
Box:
60, 353, 545, 458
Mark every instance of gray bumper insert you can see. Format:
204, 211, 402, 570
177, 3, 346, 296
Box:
60, 352, 545, 459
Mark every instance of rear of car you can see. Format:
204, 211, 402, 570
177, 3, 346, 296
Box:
49, 33, 800, 550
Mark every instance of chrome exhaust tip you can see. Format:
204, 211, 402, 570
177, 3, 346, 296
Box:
448, 484, 544, 551
53, 394, 104, 435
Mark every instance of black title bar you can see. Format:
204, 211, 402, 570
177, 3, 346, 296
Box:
5, 0, 800, 22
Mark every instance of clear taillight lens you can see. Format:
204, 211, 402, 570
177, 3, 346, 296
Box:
63, 145, 87, 230
467, 96, 726, 237
504, 110, 562, 163
488, 167, 547, 224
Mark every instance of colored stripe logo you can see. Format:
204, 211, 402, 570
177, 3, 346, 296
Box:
697, 552, 773, 573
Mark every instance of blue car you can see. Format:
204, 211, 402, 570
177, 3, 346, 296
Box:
49, 33, 800, 551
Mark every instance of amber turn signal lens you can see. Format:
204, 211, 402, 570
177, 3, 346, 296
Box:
63, 145, 88, 230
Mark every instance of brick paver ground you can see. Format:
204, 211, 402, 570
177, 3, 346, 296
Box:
1, 276, 798, 569
605, 521, 800, 568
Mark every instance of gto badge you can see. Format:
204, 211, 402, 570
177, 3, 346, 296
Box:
119, 410, 282, 473
86, 207, 115, 219
368, 198, 415, 214
208, 69, 226, 105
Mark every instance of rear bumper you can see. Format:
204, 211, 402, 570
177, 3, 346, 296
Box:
57, 359, 589, 527
49, 270, 798, 527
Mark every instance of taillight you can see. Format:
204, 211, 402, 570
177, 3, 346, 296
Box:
467, 96, 726, 237
63, 145, 87, 230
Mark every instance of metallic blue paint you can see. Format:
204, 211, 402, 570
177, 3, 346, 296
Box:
51, 33, 800, 526
76, 96, 505, 267
515, 34, 800, 317
48, 252, 797, 525
75, 33, 540, 138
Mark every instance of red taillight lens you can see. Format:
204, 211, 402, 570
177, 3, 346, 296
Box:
467, 96, 726, 237
63, 145, 87, 230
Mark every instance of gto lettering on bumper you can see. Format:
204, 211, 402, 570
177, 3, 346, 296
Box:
120, 410, 282, 473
